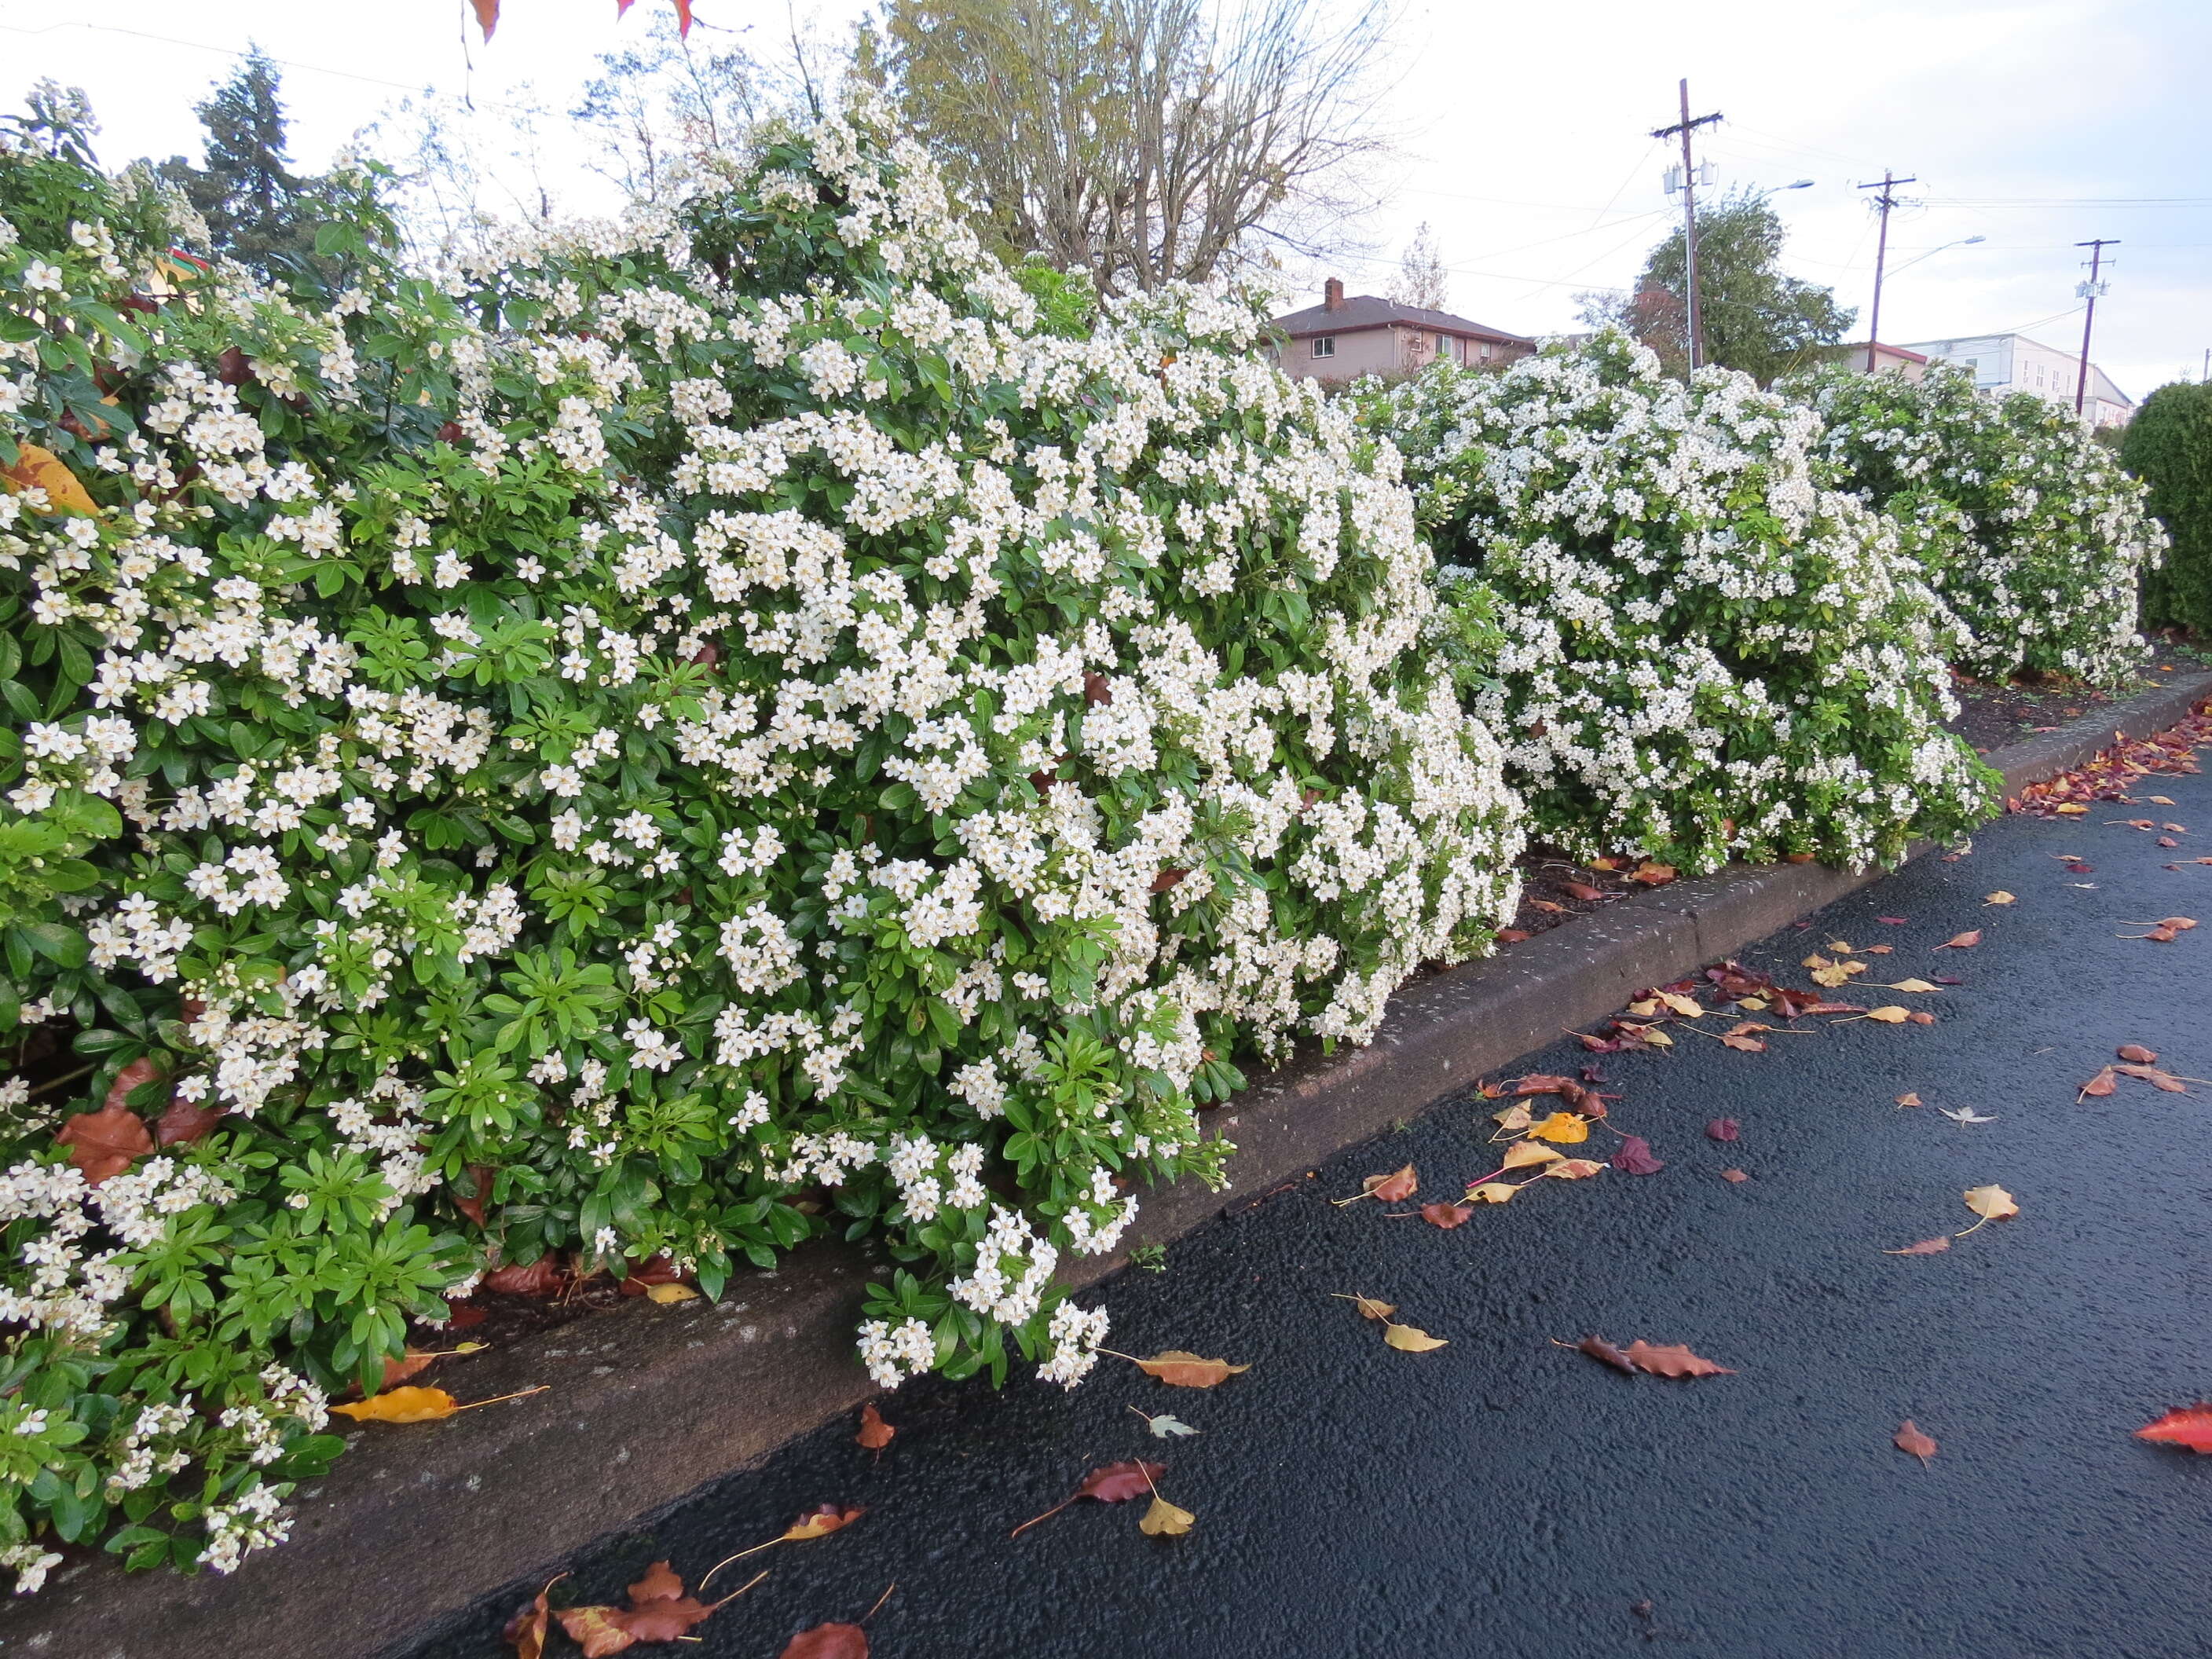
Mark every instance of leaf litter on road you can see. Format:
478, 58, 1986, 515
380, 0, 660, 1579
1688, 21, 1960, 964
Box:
1895, 1421, 1939, 1465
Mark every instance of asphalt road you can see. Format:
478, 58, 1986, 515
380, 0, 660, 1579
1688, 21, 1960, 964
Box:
406, 758, 2212, 1659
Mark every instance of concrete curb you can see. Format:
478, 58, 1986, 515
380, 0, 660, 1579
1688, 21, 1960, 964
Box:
10, 671, 2210, 1659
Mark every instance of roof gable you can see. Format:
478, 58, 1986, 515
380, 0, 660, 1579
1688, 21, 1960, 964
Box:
1271, 291, 1533, 345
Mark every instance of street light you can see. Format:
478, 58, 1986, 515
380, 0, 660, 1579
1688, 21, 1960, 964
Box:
1866, 236, 1984, 371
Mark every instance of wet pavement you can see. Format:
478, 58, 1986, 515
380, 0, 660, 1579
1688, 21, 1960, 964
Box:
404, 756, 2212, 1659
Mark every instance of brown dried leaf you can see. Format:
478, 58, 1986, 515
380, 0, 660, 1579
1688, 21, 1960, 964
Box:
1884, 1236, 1951, 1256
855, 1402, 895, 1452
1622, 1340, 1735, 1378
55, 1104, 154, 1185
1719, 1168, 1750, 1183
1894, 1420, 1939, 1465
628, 1562, 685, 1605
2117, 1043, 2159, 1064
1419, 1202, 1474, 1229
1133, 1351, 1250, 1388
1632, 862, 1679, 887
2078, 1067, 2119, 1100
1706, 1119, 1740, 1142
1362, 1163, 1417, 1202
1937, 930, 1982, 950
503, 1578, 560, 1659
1562, 881, 1608, 903
1895, 1092, 1923, 1108
555, 1606, 638, 1659
780, 1624, 870, 1659
1576, 1334, 1638, 1374
782, 1503, 867, 1541
1545, 1158, 1607, 1180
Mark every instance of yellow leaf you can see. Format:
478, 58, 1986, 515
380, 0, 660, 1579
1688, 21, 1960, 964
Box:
1862, 1006, 1911, 1024
1545, 1158, 1607, 1180
782, 1503, 867, 1541
1802, 953, 1833, 970
1382, 1322, 1448, 1352
1490, 1101, 1533, 1133
1737, 994, 1769, 1012
1811, 964, 1856, 988
644, 1281, 698, 1304
1133, 1351, 1250, 1388
452, 1341, 487, 1354
0, 444, 97, 515
1627, 996, 1663, 1017
2055, 803, 2089, 815
332, 1386, 458, 1423
1137, 1495, 1196, 1536
1500, 1141, 1562, 1170
1884, 980, 1942, 994
1340, 1295, 1396, 1320
1659, 992, 1703, 1018
1985, 891, 2016, 906
1527, 1111, 1590, 1144
1963, 1184, 2019, 1222
1829, 939, 1856, 954
1617, 1023, 1672, 1046
1467, 1181, 1519, 1203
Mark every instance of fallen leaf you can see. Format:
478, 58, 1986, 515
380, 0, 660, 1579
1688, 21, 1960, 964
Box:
1562, 881, 1607, 903
1962, 1184, 2019, 1223
1895, 1420, 1939, 1465
555, 1606, 639, 1658
1133, 1409, 1198, 1439
1010, 1462, 1163, 1537
1610, 1136, 1665, 1176
1884, 980, 1943, 994
1496, 928, 1531, 943
1657, 991, 1703, 1018
1501, 1141, 1562, 1170
1895, 1093, 1923, 1108
55, 1104, 154, 1185
1884, 1236, 1951, 1256
2078, 1068, 2119, 1099
2117, 1044, 2159, 1064
1133, 1351, 1250, 1388
780, 1624, 870, 1659
628, 1562, 685, 1605
1908, 1011, 1936, 1025
1985, 892, 2016, 906
1419, 1201, 1474, 1229
1862, 943, 1893, 954
782, 1504, 867, 1542
485, 1256, 566, 1297
504, 1577, 562, 1659
1575, 1334, 1639, 1374
379, 1351, 437, 1390
1363, 1163, 1417, 1202
1382, 1321, 1448, 1353
332, 1386, 459, 1423
1719, 1168, 1750, 1183
1491, 1101, 1533, 1133
1528, 1111, 1590, 1144
1876, 916, 1909, 925
2136, 1404, 2212, 1454
1466, 1181, 1520, 1203
1339, 1295, 1397, 1321
1938, 931, 1982, 950
1137, 1494, 1196, 1536
1706, 1119, 1740, 1142
1720, 1027, 1767, 1053
1545, 1159, 1607, 1180
1860, 1006, 1912, 1024
644, 1281, 698, 1305
2115, 1063, 2191, 1093
1939, 1106, 1998, 1123
2055, 802, 2089, 815
1621, 1340, 1735, 1378
1632, 862, 1678, 887
855, 1403, 895, 1452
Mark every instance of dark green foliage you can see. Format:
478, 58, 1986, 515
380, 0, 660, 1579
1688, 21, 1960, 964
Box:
152, 49, 334, 277
2123, 380, 2212, 636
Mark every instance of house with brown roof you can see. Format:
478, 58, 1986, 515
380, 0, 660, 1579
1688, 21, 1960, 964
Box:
1269, 278, 1538, 383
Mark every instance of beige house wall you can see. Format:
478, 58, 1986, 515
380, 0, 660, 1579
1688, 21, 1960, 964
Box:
1277, 326, 1402, 383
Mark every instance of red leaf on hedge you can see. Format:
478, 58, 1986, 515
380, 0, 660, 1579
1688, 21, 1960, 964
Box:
101, 1056, 162, 1113
156, 1093, 226, 1147
485, 1256, 566, 1297
1611, 1136, 1664, 1176
781, 1625, 869, 1659
1083, 672, 1113, 705
1150, 867, 1188, 894
56, 1104, 154, 1185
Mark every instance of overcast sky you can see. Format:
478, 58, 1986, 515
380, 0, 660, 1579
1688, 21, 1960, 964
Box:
2, 0, 2204, 400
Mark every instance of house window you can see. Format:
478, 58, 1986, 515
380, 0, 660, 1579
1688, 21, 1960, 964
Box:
1479, 341, 1493, 361
1310, 336, 1335, 359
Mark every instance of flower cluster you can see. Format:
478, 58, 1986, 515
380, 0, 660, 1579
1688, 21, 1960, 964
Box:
1792, 362, 2164, 685
0, 93, 1522, 1576
1360, 335, 1999, 873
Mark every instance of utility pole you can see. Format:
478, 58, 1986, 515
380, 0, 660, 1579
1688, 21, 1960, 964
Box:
1653, 79, 1722, 371
1856, 170, 1917, 372
2073, 239, 2117, 416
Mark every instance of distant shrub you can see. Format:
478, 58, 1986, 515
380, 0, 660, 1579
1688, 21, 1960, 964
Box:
1361, 334, 1998, 875
2121, 380, 2212, 637
1794, 363, 2164, 685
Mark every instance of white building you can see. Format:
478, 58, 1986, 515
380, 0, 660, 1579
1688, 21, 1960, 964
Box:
1899, 332, 2136, 428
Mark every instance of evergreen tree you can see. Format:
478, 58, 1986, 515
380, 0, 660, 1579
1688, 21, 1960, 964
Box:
156, 48, 319, 274
2122, 380, 2212, 636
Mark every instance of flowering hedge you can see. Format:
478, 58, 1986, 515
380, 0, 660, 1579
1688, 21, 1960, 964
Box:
0, 97, 1525, 1584
1792, 362, 2163, 685
1361, 335, 1998, 874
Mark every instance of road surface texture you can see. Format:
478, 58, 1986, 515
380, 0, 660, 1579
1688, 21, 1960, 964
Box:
406, 760, 2212, 1659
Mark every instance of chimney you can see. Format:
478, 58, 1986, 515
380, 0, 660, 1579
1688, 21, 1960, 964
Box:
1323, 277, 1344, 312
